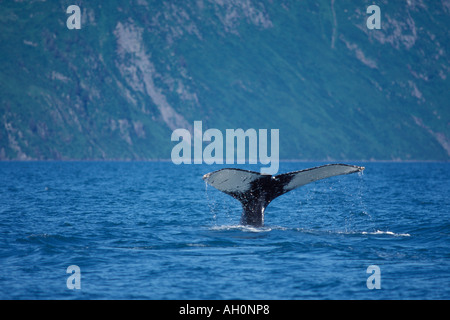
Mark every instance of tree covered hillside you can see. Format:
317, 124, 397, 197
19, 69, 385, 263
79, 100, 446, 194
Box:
0, 0, 449, 161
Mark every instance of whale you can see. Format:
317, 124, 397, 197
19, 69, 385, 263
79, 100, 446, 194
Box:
203, 164, 364, 227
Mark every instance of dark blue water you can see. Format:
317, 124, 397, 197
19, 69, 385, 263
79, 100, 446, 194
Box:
0, 161, 448, 299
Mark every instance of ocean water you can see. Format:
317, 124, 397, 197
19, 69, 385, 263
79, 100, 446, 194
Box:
0, 161, 448, 300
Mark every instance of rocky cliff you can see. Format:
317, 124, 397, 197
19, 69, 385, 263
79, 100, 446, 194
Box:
1, 0, 449, 160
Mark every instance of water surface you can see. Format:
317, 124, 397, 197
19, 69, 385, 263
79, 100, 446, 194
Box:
0, 161, 448, 299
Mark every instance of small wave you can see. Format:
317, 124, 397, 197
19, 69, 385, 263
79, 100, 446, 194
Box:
210, 224, 273, 233
293, 228, 411, 237
209, 225, 410, 237
361, 230, 410, 237
25, 233, 72, 241
19, 233, 85, 244
186, 243, 207, 247
314, 229, 411, 237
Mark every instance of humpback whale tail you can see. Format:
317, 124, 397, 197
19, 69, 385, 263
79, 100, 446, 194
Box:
203, 164, 364, 227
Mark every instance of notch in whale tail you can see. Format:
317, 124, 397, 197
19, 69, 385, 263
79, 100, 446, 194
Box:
202, 164, 365, 227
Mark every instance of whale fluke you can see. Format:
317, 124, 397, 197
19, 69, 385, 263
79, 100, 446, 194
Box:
203, 164, 364, 227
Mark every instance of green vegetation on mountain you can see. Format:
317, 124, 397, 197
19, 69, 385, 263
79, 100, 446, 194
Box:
0, 0, 449, 161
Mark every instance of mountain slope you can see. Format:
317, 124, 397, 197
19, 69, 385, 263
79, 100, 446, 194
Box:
0, 0, 449, 161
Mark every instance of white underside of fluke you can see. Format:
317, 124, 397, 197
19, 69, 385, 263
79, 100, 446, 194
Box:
202, 164, 365, 227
